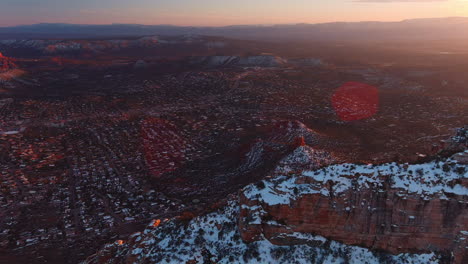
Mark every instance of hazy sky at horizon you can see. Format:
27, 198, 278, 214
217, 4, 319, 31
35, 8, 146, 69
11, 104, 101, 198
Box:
1, 0, 467, 26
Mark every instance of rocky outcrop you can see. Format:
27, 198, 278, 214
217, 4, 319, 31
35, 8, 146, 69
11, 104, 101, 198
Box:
240, 150, 468, 263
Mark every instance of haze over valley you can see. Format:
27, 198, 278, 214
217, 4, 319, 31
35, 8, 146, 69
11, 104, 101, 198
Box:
1, 1, 467, 264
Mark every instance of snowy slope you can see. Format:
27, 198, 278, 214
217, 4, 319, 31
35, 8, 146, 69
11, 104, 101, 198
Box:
85, 200, 441, 264
244, 150, 468, 206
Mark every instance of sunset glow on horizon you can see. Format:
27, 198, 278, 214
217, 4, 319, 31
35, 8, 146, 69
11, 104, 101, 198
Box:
1, 0, 468, 27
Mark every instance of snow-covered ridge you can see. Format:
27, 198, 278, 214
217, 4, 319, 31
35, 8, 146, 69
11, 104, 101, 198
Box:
190, 55, 324, 68
244, 150, 468, 205
87, 200, 441, 264
0, 36, 221, 54
238, 55, 287, 67
190, 55, 288, 68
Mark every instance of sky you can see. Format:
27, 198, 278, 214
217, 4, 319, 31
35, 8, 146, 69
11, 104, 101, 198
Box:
0, 0, 468, 27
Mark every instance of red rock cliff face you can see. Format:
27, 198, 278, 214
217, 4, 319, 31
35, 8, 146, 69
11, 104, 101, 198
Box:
240, 189, 467, 263
239, 152, 468, 264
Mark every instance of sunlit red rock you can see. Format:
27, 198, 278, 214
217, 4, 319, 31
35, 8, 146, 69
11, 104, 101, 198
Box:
0, 52, 18, 72
51, 56, 64, 66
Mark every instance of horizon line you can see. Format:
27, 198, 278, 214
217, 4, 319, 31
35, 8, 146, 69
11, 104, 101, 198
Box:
1, 16, 467, 29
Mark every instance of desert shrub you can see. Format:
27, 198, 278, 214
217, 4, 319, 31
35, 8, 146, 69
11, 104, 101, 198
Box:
442, 164, 451, 173
243, 243, 260, 262
270, 247, 289, 260
255, 181, 266, 189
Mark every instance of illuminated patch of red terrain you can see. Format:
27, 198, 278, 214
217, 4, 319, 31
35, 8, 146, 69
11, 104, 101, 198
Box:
332, 81, 379, 121
141, 118, 188, 178
0, 52, 18, 71
51, 57, 64, 66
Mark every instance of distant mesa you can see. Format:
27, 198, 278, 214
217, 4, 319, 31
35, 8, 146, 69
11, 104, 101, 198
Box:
191, 56, 238, 67
0, 35, 215, 56
190, 55, 324, 68
191, 55, 292, 68
1, 18, 467, 41
288, 58, 323, 67
237, 55, 287, 67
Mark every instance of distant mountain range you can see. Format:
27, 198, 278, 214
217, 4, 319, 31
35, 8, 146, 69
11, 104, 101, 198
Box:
0, 17, 467, 41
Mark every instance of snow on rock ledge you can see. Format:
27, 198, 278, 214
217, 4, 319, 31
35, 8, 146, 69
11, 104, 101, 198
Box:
239, 150, 468, 263
244, 150, 468, 206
